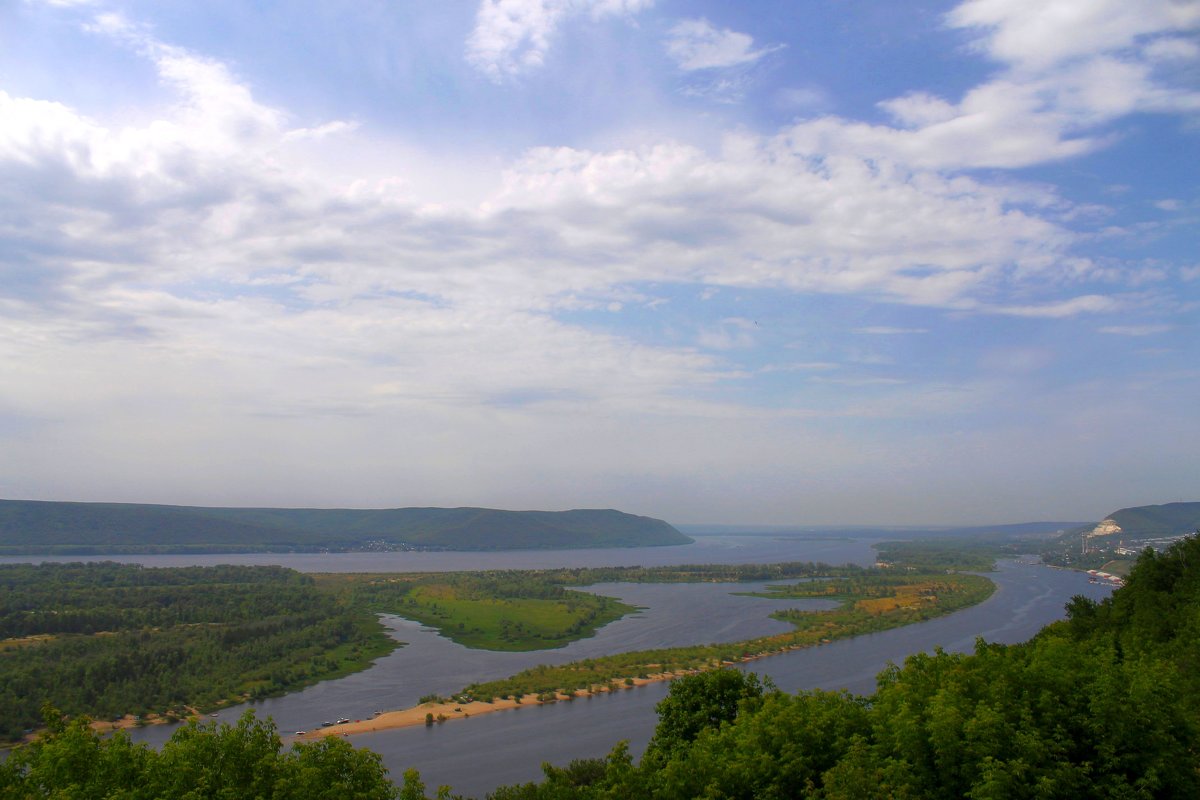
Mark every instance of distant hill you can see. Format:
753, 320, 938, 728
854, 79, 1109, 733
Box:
0, 500, 691, 554
677, 522, 1086, 538
1082, 501, 1200, 541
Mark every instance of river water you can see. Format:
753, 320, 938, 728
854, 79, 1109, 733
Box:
0, 533, 878, 572
6, 535, 1112, 797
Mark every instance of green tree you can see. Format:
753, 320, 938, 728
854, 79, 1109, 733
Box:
644, 670, 769, 763
0, 709, 399, 800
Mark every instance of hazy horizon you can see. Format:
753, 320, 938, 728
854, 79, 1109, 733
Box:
1, 1, 1197, 526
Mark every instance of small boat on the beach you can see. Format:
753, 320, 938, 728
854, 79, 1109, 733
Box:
336, 717, 351, 725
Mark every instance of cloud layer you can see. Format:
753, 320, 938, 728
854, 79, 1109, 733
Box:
0, 0, 1196, 522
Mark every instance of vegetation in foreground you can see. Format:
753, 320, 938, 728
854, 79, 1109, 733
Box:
484, 533, 1200, 799
5, 536, 1195, 798
0, 563, 398, 742
0, 708, 409, 800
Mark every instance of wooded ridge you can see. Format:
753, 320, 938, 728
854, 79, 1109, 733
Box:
0, 500, 689, 552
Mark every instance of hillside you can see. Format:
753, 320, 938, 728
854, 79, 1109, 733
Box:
1040, 500, 1200, 569
1100, 501, 1200, 539
0, 500, 690, 553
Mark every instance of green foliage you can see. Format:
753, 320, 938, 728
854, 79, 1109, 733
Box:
343, 573, 635, 651
644, 670, 769, 761
1041, 503, 1200, 568
458, 572, 994, 704
477, 535, 1200, 800
873, 539, 1008, 571
0, 500, 689, 553
0, 709, 399, 799
324, 563, 862, 653
1107, 502, 1200, 539
0, 563, 397, 741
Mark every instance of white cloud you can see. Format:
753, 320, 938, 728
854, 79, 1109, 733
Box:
1143, 36, 1200, 62
994, 295, 1118, 317
3, 1, 1198, 516
775, 1, 1200, 172
282, 120, 359, 142
465, 0, 653, 80
1099, 324, 1171, 336
493, 136, 1080, 309
665, 18, 782, 71
947, 0, 1200, 71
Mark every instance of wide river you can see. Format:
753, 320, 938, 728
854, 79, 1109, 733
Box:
5, 535, 1112, 798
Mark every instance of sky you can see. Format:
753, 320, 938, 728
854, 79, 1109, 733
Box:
0, 0, 1197, 526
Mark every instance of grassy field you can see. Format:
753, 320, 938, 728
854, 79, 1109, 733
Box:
384, 583, 635, 650
316, 573, 636, 651
455, 571, 995, 703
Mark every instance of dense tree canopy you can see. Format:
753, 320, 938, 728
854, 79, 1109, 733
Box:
0, 710, 400, 800
4, 537, 1197, 798
0, 563, 394, 740
485, 534, 1200, 799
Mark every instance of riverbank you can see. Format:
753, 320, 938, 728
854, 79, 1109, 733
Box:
299, 571, 997, 742
298, 628, 884, 742
295, 670, 690, 741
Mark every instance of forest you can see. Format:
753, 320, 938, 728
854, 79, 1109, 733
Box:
0, 563, 396, 741
3, 535, 1194, 797
485, 533, 1200, 799
0, 560, 996, 744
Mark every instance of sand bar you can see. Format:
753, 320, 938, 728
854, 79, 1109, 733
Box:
293, 671, 690, 742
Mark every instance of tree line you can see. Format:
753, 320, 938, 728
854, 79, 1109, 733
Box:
0, 563, 395, 741
485, 534, 1200, 798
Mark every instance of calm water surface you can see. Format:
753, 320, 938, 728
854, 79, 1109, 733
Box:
351, 559, 1111, 797
0, 533, 879, 572
12, 536, 1111, 797
4, 537, 1108, 796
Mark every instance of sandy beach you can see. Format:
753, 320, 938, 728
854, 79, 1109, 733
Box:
293, 671, 689, 742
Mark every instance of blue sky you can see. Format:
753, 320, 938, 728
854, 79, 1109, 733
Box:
0, 0, 1197, 525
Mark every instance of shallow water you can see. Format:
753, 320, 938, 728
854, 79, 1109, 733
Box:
345, 560, 1111, 797
108, 545, 1111, 797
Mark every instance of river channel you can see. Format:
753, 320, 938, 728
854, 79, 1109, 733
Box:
6, 535, 1113, 797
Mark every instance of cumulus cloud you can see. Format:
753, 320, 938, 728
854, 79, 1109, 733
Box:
664, 18, 782, 71
492, 136, 1079, 309
466, 0, 653, 80
773, 0, 1200, 172
947, 0, 1200, 71
3, 1, 1198, 513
